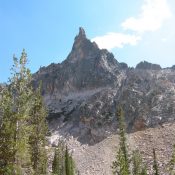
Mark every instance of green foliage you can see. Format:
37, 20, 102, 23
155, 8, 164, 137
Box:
52, 141, 66, 175
0, 49, 33, 174
65, 146, 71, 175
153, 148, 159, 175
112, 106, 130, 175
0, 87, 16, 174
65, 145, 75, 175
131, 150, 147, 175
132, 150, 142, 175
29, 84, 48, 175
52, 146, 62, 175
112, 107, 148, 175
0, 49, 48, 175
52, 142, 76, 175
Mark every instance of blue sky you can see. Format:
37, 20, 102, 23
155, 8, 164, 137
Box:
0, 0, 175, 83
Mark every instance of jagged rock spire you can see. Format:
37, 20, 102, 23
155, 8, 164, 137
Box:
74, 27, 86, 42
78, 27, 86, 38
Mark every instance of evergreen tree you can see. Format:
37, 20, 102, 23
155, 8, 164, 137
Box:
132, 150, 142, 175
60, 142, 66, 175
0, 86, 16, 174
52, 146, 61, 175
52, 142, 75, 175
153, 148, 159, 175
112, 106, 130, 175
0, 50, 33, 174
65, 145, 71, 175
29, 84, 48, 175
69, 154, 75, 175
131, 150, 147, 175
0, 49, 49, 174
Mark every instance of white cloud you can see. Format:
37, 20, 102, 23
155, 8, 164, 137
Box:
91, 33, 141, 50
92, 0, 172, 50
122, 0, 172, 33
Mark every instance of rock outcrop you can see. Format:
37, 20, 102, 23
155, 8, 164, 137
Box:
171, 65, 175, 70
33, 28, 175, 145
136, 61, 161, 70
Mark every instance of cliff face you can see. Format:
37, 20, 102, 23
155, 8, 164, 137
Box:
33, 28, 175, 144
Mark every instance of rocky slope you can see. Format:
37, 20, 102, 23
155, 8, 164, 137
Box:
47, 122, 175, 175
33, 27, 175, 146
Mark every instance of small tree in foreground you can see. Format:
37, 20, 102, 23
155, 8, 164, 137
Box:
0, 50, 33, 174
131, 150, 147, 175
29, 85, 48, 175
112, 106, 148, 175
0, 50, 48, 174
52, 146, 61, 175
52, 142, 76, 175
0, 86, 16, 174
112, 107, 130, 175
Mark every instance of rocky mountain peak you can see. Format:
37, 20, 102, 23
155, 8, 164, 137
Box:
66, 27, 100, 63
77, 27, 86, 39
33, 28, 175, 146
73, 27, 88, 44
34, 28, 120, 95
65, 28, 120, 71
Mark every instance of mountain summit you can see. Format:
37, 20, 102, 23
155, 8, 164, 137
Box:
76, 27, 86, 39
34, 28, 120, 94
67, 27, 100, 63
33, 28, 175, 145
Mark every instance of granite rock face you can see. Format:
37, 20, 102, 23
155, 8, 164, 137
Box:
33, 28, 175, 145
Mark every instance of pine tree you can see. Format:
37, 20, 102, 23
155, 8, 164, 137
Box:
69, 154, 75, 175
0, 49, 49, 174
52, 141, 64, 175
153, 148, 159, 175
65, 145, 71, 175
0, 86, 16, 174
52, 146, 61, 175
132, 150, 142, 175
131, 150, 147, 175
0, 49, 33, 174
29, 84, 48, 175
112, 106, 130, 175
52, 142, 76, 175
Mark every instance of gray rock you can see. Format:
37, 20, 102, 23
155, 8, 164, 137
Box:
171, 65, 175, 70
119, 62, 128, 69
136, 61, 161, 70
33, 28, 175, 145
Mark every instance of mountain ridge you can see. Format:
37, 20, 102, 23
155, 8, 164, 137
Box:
32, 27, 175, 145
